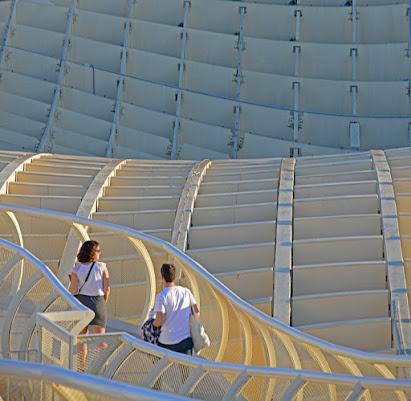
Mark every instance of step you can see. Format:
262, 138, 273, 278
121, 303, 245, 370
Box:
199, 178, 278, 195
25, 162, 101, 177
8, 182, 87, 197
110, 175, 187, 187
97, 196, 180, 212
214, 267, 273, 301
294, 195, 379, 218
297, 317, 391, 352
192, 202, 277, 226
188, 221, 276, 249
403, 236, 411, 259
294, 170, 376, 186
0, 194, 81, 214
104, 185, 183, 197
186, 242, 275, 272
23, 234, 68, 261
293, 261, 386, 296
249, 297, 272, 316
397, 194, 411, 213
294, 214, 381, 240
292, 289, 389, 326
17, 171, 94, 186
394, 178, 411, 193
203, 169, 280, 183
294, 180, 377, 199
32, 156, 107, 168
399, 214, 411, 235
196, 189, 278, 208
92, 209, 177, 231
293, 236, 383, 265
295, 160, 373, 176
391, 166, 411, 179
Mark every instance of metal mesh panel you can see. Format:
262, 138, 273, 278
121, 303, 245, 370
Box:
359, 388, 411, 401
112, 348, 159, 386
237, 376, 268, 401
269, 378, 293, 401
40, 325, 71, 370
75, 334, 120, 373
299, 381, 337, 401
192, 371, 236, 401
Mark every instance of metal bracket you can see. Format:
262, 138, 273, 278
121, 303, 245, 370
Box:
238, 132, 245, 149
293, 46, 301, 54
349, 11, 359, 21
350, 85, 358, 93
288, 111, 304, 128
233, 105, 242, 114
350, 48, 358, 56
294, 10, 302, 16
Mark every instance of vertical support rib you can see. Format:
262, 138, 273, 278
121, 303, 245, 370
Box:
352, 86, 357, 115
351, 49, 357, 81
293, 82, 299, 141
233, 5, 246, 160
352, 0, 357, 44
371, 150, 411, 354
170, 1, 190, 160
0, 0, 17, 65
105, 0, 133, 157
273, 157, 295, 325
37, 0, 75, 152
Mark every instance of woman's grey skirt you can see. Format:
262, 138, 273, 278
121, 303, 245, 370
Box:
75, 295, 107, 328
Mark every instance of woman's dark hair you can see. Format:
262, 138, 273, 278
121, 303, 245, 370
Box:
77, 240, 100, 263
161, 263, 177, 283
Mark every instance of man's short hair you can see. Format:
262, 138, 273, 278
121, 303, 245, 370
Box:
161, 263, 177, 283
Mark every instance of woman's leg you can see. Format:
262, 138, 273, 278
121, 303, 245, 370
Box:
91, 325, 107, 353
78, 325, 88, 372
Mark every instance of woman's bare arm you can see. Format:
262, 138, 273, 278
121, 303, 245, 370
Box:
70, 273, 79, 295
103, 267, 110, 302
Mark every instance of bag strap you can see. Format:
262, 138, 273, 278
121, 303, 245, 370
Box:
77, 262, 95, 295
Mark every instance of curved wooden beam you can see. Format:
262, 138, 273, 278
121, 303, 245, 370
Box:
273, 157, 295, 324
371, 149, 411, 354
57, 159, 127, 284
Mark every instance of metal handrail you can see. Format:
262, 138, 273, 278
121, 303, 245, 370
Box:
0, 359, 190, 401
2, 201, 411, 369
2, 42, 411, 120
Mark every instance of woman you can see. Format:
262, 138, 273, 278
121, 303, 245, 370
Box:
70, 240, 110, 371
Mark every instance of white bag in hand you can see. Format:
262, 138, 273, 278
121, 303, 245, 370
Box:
189, 307, 210, 353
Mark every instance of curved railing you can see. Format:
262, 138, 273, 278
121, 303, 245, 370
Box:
0, 236, 93, 361
0, 203, 410, 381
0, 359, 189, 401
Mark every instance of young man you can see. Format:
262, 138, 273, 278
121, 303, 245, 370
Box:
152, 263, 200, 355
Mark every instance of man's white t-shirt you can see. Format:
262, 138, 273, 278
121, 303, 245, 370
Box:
154, 286, 196, 345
